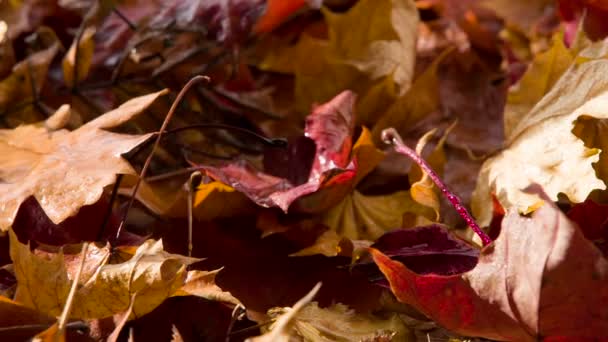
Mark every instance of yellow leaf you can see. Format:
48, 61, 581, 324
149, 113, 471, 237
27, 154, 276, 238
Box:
257, 302, 411, 342
472, 41, 608, 225
352, 126, 385, 184
323, 190, 434, 241
0, 90, 167, 230
290, 230, 346, 257
10, 230, 200, 319
258, 0, 418, 115
322, 0, 418, 93
505, 34, 573, 138
62, 26, 96, 88
32, 323, 63, 342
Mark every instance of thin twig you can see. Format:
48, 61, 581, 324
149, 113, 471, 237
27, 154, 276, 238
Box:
381, 128, 492, 246
115, 75, 209, 241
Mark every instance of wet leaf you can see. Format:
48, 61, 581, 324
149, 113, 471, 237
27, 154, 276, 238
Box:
198, 91, 360, 213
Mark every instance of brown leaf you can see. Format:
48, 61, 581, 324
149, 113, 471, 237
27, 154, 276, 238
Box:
0, 40, 59, 126
0, 90, 167, 230
373, 187, 608, 340
172, 269, 241, 306
62, 26, 96, 88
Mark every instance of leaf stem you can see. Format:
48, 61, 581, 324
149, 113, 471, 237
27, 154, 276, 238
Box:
381, 128, 492, 246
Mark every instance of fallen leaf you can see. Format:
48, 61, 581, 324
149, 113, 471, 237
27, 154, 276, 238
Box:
0, 40, 59, 126
262, 302, 412, 342
503, 34, 573, 138
246, 282, 321, 342
322, 190, 433, 241
0, 90, 167, 230
472, 41, 608, 225
198, 91, 363, 213
62, 26, 96, 88
372, 187, 608, 340
258, 0, 418, 114
10, 230, 203, 319
253, 0, 308, 34
32, 323, 63, 342
322, 0, 418, 93
370, 48, 449, 141
172, 268, 241, 306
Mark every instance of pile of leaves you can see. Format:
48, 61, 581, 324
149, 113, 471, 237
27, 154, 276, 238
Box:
1, 0, 607, 341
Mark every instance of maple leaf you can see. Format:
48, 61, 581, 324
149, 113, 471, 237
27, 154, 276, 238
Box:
472, 40, 608, 225
0, 90, 167, 230
372, 187, 608, 341
10, 230, 238, 319
257, 0, 418, 114
197, 91, 371, 213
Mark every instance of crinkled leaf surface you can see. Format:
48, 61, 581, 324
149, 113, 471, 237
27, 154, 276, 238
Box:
199, 91, 361, 212
0, 90, 167, 230
10, 230, 227, 319
472, 44, 608, 225
373, 189, 608, 341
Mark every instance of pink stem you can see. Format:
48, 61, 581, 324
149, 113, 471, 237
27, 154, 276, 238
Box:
382, 128, 492, 246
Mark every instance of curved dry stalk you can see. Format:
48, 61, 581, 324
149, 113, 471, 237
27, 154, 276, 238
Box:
115, 75, 209, 240
381, 128, 492, 246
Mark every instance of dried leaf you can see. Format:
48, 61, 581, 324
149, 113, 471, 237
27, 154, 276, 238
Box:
62, 26, 96, 87
198, 91, 361, 213
263, 302, 411, 342
246, 282, 321, 342
32, 323, 64, 342
0, 41, 59, 125
172, 269, 241, 306
10, 231, 200, 319
0, 90, 167, 230
322, 190, 433, 241
473, 42, 608, 225
504, 34, 573, 138
259, 0, 418, 114
373, 187, 608, 340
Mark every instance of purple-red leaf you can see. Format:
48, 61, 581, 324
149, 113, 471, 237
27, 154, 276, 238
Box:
372, 187, 608, 341
372, 225, 479, 276
199, 91, 359, 213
